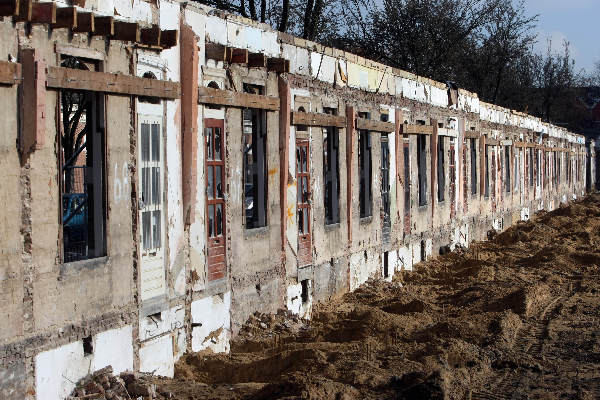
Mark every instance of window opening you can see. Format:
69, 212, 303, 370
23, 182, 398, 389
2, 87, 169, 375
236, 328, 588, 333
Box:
301, 279, 310, 304
535, 149, 540, 187
358, 112, 372, 217
60, 56, 105, 263
139, 118, 163, 254
383, 252, 389, 278
437, 137, 445, 202
83, 336, 93, 356
484, 146, 490, 198
323, 108, 340, 225
417, 134, 427, 206
404, 143, 410, 214
243, 84, 267, 229
505, 145, 511, 192
470, 138, 477, 195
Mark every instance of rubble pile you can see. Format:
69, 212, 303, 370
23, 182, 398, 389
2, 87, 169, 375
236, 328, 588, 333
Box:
68, 366, 173, 400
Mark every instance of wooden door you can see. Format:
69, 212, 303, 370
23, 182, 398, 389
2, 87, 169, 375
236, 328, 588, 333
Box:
205, 118, 226, 282
296, 139, 312, 266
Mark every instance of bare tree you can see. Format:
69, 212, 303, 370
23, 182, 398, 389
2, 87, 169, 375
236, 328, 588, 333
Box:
532, 40, 578, 123
477, 0, 538, 104
343, 0, 504, 81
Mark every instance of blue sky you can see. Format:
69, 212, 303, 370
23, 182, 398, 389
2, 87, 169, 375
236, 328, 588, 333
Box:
520, 0, 599, 74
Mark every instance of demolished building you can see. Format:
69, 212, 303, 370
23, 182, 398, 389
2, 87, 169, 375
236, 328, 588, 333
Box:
0, 0, 598, 398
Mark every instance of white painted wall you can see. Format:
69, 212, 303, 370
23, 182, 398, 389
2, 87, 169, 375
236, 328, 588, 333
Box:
35, 326, 133, 400
139, 334, 174, 377
191, 292, 231, 353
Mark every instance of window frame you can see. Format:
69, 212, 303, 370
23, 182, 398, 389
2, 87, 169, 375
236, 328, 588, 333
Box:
58, 57, 107, 264
138, 115, 165, 257
242, 105, 268, 230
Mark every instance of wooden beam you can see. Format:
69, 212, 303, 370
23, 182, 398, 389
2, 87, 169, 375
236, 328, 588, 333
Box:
230, 48, 248, 64
46, 66, 181, 99
486, 138, 500, 146
14, 0, 31, 21
205, 43, 227, 61
19, 48, 46, 154
112, 21, 139, 42
31, 2, 55, 24
140, 26, 161, 47
72, 11, 93, 33
52, 6, 77, 29
0, 61, 21, 85
464, 131, 481, 139
0, 0, 19, 17
248, 53, 267, 68
159, 29, 177, 48
356, 118, 395, 132
402, 123, 434, 135
198, 86, 279, 110
291, 111, 346, 127
267, 57, 290, 73
92, 16, 113, 36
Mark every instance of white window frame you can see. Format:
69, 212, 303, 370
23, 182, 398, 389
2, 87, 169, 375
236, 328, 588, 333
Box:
137, 56, 166, 301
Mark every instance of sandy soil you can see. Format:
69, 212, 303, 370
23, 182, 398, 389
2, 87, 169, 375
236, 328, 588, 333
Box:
158, 195, 600, 399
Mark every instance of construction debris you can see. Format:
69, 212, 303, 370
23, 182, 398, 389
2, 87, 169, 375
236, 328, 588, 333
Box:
68, 366, 173, 400
96, 194, 600, 400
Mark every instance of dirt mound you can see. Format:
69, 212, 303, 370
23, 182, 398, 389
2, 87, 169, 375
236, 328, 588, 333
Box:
130, 194, 600, 399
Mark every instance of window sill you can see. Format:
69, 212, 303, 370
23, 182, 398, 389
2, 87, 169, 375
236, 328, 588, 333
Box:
359, 216, 373, 225
59, 256, 109, 277
324, 222, 341, 231
244, 225, 269, 239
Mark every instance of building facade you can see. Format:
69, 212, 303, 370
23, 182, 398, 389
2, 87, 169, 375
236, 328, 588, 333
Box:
0, 1, 594, 398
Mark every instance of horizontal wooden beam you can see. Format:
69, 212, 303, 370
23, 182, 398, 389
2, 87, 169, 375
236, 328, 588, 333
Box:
205, 43, 227, 61
31, 2, 55, 24
248, 53, 267, 68
0, 61, 22, 85
0, 0, 19, 17
46, 66, 181, 99
72, 11, 93, 33
140, 26, 160, 47
267, 57, 290, 73
113, 21, 140, 42
14, 0, 31, 21
291, 111, 346, 127
485, 138, 500, 146
52, 6, 77, 29
357, 118, 395, 132
437, 127, 457, 137
159, 29, 177, 48
402, 123, 433, 135
464, 131, 480, 139
230, 48, 248, 64
198, 86, 279, 110
92, 16, 113, 36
